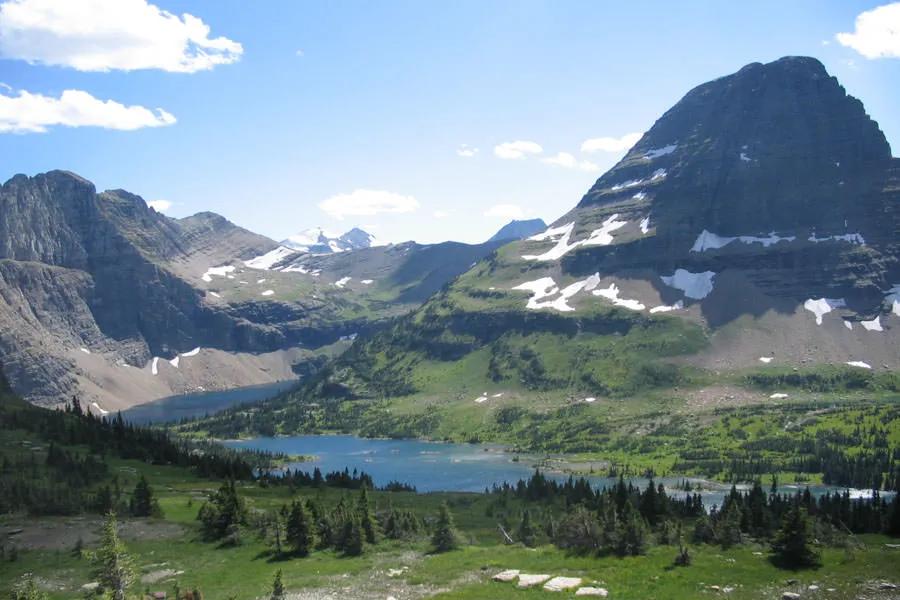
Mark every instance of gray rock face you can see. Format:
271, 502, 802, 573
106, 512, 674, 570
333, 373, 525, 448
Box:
488, 219, 548, 243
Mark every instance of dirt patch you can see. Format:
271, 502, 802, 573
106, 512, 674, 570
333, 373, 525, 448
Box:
1, 516, 185, 551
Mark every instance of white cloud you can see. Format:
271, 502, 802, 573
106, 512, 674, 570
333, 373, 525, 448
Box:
146, 199, 171, 212
433, 210, 450, 218
581, 132, 642, 153
295, 49, 305, 57
0, 87, 176, 133
484, 204, 527, 219
0, 0, 243, 72
319, 189, 419, 220
456, 144, 478, 158
494, 140, 543, 160
542, 152, 601, 172
836, 2, 900, 59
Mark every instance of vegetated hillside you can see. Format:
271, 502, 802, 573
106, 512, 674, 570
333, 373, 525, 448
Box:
0, 172, 511, 411
205, 57, 899, 442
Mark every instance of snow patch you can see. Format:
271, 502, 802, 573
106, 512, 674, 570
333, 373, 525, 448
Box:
244, 246, 295, 270
335, 276, 352, 288
691, 230, 796, 252
151, 357, 159, 375
846, 361, 872, 369
584, 397, 596, 403
280, 264, 309, 274
181, 347, 200, 357
90, 402, 109, 416
808, 232, 865, 246
661, 269, 716, 300
844, 320, 853, 330
79, 347, 91, 354
633, 191, 647, 200
759, 357, 774, 364
639, 216, 650, 234
886, 285, 900, 316
169, 355, 180, 368
492, 393, 504, 398
260, 289, 275, 296
769, 393, 789, 399
740, 152, 752, 162
803, 298, 846, 325
860, 316, 883, 332
257, 278, 267, 284
582, 214, 628, 246
201, 265, 235, 282
474, 395, 488, 404
592, 283, 645, 311
644, 144, 677, 160
528, 223, 573, 242
209, 291, 221, 298
523, 216, 627, 261
361, 279, 374, 285
512, 276, 588, 312
649, 300, 683, 314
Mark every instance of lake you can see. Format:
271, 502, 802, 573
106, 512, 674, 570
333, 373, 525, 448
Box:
223, 434, 892, 506
120, 380, 297, 424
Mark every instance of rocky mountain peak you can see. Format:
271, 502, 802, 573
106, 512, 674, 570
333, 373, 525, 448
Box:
281, 226, 377, 254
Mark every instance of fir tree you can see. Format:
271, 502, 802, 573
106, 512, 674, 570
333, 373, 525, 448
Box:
517, 509, 537, 547
286, 501, 315, 556
357, 487, 379, 545
129, 475, 159, 517
771, 503, 821, 568
431, 502, 461, 553
270, 570, 285, 600
90, 511, 134, 600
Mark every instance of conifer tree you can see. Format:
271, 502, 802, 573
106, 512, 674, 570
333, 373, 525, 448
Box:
9, 573, 48, 600
771, 503, 821, 568
431, 502, 461, 553
357, 487, 379, 545
517, 509, 537, 547
270, 570, 285, 600
286, 501, 315, 556
91, 511, 134, 600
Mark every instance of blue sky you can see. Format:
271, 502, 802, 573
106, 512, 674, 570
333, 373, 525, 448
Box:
1, 1, 898, 244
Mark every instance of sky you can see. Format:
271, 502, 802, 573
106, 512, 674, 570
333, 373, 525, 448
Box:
1, 1, 899, 244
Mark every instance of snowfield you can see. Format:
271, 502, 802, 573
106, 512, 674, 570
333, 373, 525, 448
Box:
661, 269, 716, 299
244, 246, 296, 270
803, 298, 846, 325
690, 229, 796, 252
201, 265, 235, 282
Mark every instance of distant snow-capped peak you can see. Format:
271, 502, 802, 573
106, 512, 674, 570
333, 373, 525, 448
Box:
281, 226, 379, 254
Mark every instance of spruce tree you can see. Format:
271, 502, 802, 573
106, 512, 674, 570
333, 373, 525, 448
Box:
91, 511, 134, 600
342, 515, 364, 556
286, 501, 315, 556
431, 502, 461, 553
771, 503, 821, 568
270, 570, 285, 600
129, 475, 158, 517
517, 509, 537, 547
357, 488, 379, 545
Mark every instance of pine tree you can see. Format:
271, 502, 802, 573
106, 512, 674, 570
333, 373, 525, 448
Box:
286, 501, 315, 556
771, 503, 821, 568
431, 502, 461, 553
342, 515, 364, 556
517, 509, 537, 547
91, 511, 134, 600
270, 570, 285, 600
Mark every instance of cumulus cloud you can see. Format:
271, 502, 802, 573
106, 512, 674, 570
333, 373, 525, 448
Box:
0, 0, 243, 72
581, 132, 642, 153
542, 152, 601, 172
319, 189, 419, 220
836, 2, 900, 59
494, 140, 542, 160
146, 199, 171, 212
456, 144, 478, 158
484, 204, 527, 219
0, 87, 176, 133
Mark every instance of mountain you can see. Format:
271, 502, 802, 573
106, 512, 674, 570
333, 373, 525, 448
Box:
488, 218, 547, 243
281, 226, 379, 254
217, 57, 899, 441
0, 175, 508, 410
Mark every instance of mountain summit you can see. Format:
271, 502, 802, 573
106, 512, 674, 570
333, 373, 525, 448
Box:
239, 57, 898, 439
281, 226, 379, 254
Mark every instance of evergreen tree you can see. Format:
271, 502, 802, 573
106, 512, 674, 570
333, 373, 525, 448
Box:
90, 511, 134, 600
270, 570, 285, 600
617, 503, 649, 557
129, 475, 160, 517
886, 494, 900, 537
517, 509, 537, 547
342, 515, 364, 556
357, 488, 379, 545
716, 500, 743, 549
199, 480, 246, 541
431, 502, 461, 553
286, 501, 315, 556
771, 504, 821, 568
